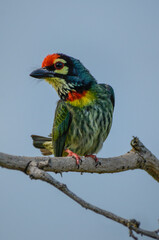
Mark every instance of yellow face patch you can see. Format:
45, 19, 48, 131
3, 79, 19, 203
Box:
54, 58, 66, 64
45, 77, 65, 92
44, 77, 70, 97
44, 58, 69, 94
54, 58, 69, 75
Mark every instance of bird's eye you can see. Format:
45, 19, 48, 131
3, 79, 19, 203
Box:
54, 61, 64, 70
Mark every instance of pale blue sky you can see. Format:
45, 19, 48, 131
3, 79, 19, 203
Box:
0, 0, 159, 239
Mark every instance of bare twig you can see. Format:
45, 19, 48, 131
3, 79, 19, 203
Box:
129, 228, 138, 240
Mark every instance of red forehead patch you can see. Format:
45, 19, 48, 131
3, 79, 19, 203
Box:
42, 53, 60, 68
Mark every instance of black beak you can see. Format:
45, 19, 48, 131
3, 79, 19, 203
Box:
30, 68, 55, 79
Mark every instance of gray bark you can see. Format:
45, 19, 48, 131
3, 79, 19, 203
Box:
0, 137, 159, 239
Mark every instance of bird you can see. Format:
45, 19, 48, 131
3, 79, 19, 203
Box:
30, 53, 115, 167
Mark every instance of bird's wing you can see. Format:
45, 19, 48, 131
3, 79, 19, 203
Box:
53, 100, 72, 156
99, 84, 115, 109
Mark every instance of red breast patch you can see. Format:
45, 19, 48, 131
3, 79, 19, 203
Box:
67, 91, 87, 102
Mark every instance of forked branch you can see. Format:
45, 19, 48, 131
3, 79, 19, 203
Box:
0, 137, 159, 239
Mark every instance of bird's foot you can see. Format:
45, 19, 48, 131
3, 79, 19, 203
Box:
85, 154, 101, 167
65, 149, 82, 168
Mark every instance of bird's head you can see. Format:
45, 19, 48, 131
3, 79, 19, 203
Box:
30, 53, 97, 100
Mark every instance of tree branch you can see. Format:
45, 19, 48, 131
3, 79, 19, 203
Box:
25, 159, 159, 239
0, 137, 159, 181
0, 137, 159, 239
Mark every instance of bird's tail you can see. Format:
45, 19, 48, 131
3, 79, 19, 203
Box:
31, 135, 53, 155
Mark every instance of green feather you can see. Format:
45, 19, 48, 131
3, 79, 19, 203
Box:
52, 100, 72, 156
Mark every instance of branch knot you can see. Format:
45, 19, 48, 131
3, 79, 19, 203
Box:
131, 137, 143, 151
128, 219, 140, 228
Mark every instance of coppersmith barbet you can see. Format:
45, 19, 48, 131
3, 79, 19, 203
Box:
30, 53, 115, 166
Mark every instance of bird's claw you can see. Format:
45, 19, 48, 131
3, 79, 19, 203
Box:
76, 157, 82, 169
95, 160, 101, 167
65, 149, 82, 168
85, 154, 101, 167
